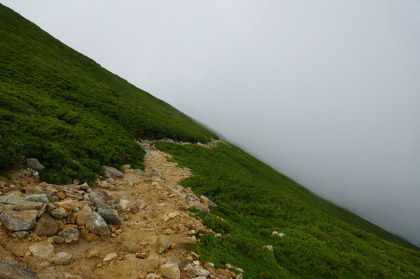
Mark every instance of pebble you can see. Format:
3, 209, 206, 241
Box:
103, 252, 117, 262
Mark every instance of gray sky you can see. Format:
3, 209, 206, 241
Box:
2, 0, 419, 245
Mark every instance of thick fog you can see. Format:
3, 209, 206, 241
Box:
2, 1, 419, 245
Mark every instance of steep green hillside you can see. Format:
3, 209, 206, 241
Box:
156, 142, 420, 278
1, 4, 419, 278
0, 4, 217, 183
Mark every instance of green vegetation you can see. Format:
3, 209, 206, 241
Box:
0, 4, 217, 183
156, 142, 420, 278
2, 4, 419, 278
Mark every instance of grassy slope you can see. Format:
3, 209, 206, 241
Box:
156, 142, 420, 278
1, 4, 419, 277
0, 4, 217, 183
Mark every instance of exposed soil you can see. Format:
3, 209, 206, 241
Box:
0, 140, 237, 279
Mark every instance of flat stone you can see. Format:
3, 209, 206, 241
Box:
58, 228, 79, 243
25, 194, 48, 204
52, 252, 74, 266
33, 213, 58, 236
0, 260, 38, 279
29, 240, 54, 258
97, 208, 121, 226
86, 212, 110, 236
0, 210, 37, 231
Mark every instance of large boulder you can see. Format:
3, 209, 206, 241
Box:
0, 210, 37, 231
97, 208, 121, 226
33, 213, 58, 236
86, 211, 110, 236
101, 166, 124, 178
0, 260, 38, 279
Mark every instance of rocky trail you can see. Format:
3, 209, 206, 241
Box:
0, 140, 243, 279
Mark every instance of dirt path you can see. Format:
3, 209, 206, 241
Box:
0, 141, 233, 279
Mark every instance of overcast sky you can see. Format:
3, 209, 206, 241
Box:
2, 0, 419, 245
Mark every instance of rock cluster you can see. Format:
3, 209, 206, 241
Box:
0, 165, 126, 242
0, 142, 244, 279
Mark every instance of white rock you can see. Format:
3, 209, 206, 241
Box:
28, 240, 54, 258
103, 252, 117, 262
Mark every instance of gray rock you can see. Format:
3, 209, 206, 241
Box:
33, 213, 58, 236
155, 235, 171, 254
0, 260, 38, 279
14, 231, 29, 239
52, 252, 74, 266
58, 228, 79, 243
134, 169, 144, 176
106, 178, 116, 185
88, 192, 109, 209
0, 191, 24, 204
29, 240, 54, 258
86, 211, 110, 236
24, 194, 48, 204
50, 208, 66, 219
27, 158, 44, 170
94, 189, 110, 200
0, 210, 37, 231
101, 166, 124, 178
97, 208, 121, 226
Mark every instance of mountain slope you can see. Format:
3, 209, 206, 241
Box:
157, 142, 420, 278
0, 4, 217, 183
1, 4, 419, 278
